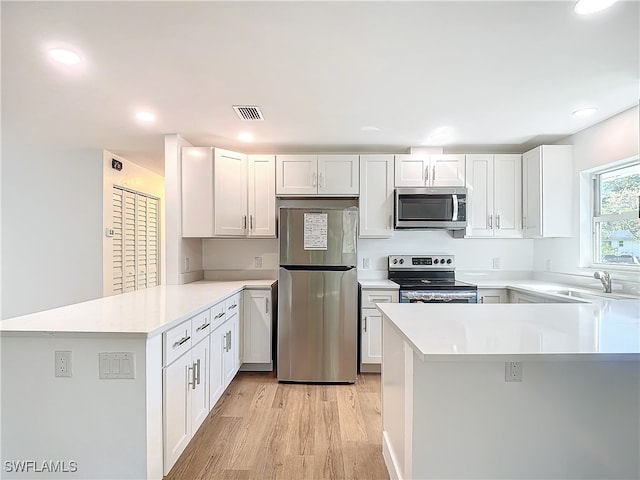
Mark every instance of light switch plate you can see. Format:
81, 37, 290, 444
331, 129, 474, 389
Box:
99, 352, 136, 379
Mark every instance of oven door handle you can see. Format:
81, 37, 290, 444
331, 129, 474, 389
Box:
452, 194, 458, 221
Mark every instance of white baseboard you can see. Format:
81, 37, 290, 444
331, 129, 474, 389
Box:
382, 430, 402, 480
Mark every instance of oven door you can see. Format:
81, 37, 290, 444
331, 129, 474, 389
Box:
400, 290, 478, 304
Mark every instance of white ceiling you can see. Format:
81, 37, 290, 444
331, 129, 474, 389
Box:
3, 1, 639, 175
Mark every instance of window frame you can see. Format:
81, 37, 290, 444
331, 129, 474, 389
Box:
590, 159, 640, 270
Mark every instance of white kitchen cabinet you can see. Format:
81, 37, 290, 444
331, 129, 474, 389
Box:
360, 287, 398, 372
522, 145, 573, 238
241, 289, 272, 369
466, 154, 522, 238
359, 154, 394, 238
214, 149, 248, 236
189, 337, 209, 433
508, 290, 546, 303
247, 155, 276, 237
478, 288, 508, 303
394, 154, 465, 187
276, 154, 359, 196
181, 147, 275, 238
223, 294, 241, 386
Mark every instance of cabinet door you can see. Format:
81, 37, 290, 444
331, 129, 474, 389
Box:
247, 155, 276, 237
522, 148, 542, 238
209, 324, 225, 409
276, 155, 318, 195
493, 154, 522, 238
181, 147, 214, 237
163, 353, 192, 474
317, 154, 359, 195
465, 154, 494, 237
430, 154, 465, 186
359, 155, 394, 238
394, 154, 428, 186
190, 338, 209, 433
361, 308, 382, 364
478, 288, 508, 304
214, 149, 248, 236
242, 289, 272, 364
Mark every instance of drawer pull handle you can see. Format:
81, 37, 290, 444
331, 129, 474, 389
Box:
363, 316, 367, 333
172, 335, 191, 349
214, 312, 225, 319
229, 303, 238, 310
196, 322, 210, 332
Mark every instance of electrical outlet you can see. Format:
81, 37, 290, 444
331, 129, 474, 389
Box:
492, 257, 501, 269
254, 256, 263, 269
363, 257, 370, 269
55, 351, 72, 377
505, 361, 523, 382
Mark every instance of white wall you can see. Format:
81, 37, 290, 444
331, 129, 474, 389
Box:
102, 151, 166, 296
533, 106, 639, 281
1, 141, 103, 319
202, 238, 278, 280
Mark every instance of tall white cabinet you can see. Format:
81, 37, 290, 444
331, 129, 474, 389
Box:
181, 147, 275, 238
241, 288, 272, 369
276, 154, 359, 195
359, 154, 395, 238
395, 154, 465, 187
465, 154, 522, 238
522, 145, 573, 238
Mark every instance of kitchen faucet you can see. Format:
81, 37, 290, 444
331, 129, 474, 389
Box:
593, 271, 612, 293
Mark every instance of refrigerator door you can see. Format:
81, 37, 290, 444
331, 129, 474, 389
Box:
279, 207, 357, 267
277, 266, 357, 383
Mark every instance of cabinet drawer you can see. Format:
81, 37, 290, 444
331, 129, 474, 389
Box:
163, 320, 192, 366
225, 293, 241, 317
210, 300, 226, 330
191, 308, 212, 345
362, 290, 398, 308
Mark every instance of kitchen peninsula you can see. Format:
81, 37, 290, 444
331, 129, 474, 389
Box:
0, 280, 275, 480
378, 301, 640, 480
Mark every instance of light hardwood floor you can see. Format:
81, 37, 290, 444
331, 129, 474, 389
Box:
164, 372, 389, 480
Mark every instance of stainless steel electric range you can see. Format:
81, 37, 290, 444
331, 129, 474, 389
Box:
388, 254, 478, 303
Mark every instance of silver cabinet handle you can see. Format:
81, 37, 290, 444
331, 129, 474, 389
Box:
496, 214, 501, 229
222, 333, 228, 352
188, 364, 195, 389
229, 303, 238, 310
173, 335, 190, 349
214, 311, 225, 320
489, 215, 493, 228
196, 322, 210, 332
243, 215, 247, 230
363, 316, 367, 333
424, 165, 429, 183
432, 165, 436, 183
265, 298, 269, 314
250, 215, 253, 230
480, 296, 484, 304
227, 331, 232, 351
195, 358, 201, 385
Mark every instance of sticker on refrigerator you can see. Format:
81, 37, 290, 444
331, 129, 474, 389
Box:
303, 213, 328, 250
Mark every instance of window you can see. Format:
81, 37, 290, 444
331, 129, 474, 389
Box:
112, 186, 160, 293
592, 161, 640, 266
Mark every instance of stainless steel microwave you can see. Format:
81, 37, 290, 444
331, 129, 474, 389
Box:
394, 187, 467, 229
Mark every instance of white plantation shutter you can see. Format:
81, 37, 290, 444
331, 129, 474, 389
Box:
112, 186, 160, 294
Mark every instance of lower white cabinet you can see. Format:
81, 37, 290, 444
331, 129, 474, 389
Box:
508, 290, 546, 303
360, 286, 398, 372
163, 334, 209, 474
478, 288, 508, 304
242, 289, 272, 368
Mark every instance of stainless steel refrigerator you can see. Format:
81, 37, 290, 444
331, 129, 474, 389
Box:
278, 206, 358, 383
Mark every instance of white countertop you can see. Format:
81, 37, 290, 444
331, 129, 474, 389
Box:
377, 300, 640, 361
359, 279, 399, 289
0, 280, 275, 337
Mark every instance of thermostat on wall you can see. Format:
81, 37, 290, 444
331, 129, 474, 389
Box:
111, 158, 123, 171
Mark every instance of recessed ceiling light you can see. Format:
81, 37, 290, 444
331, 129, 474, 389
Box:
49, 48, 81, 65
574, 0, 617, 15
238, 132, 254, 142
135, 111, 156, 122
572, 107, 599, 117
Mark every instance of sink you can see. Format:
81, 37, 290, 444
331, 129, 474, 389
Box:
546, 288, 628, 300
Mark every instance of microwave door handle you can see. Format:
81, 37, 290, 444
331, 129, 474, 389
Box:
452, 194, 458, 221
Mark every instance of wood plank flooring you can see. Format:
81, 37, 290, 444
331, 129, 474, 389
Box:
164, 372, 389, 480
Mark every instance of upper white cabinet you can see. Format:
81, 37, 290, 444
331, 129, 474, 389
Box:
466, 154, 522, 238
522, 145, 573, 238
359, 154, 394, 238
181, 147, 276, 238
276, 154, 359, 196
394, 154, 465, 187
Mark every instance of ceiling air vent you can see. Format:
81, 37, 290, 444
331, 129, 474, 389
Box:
233, 105, 264, 121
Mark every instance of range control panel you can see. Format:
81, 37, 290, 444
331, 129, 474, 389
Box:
388, 255, 455, 269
